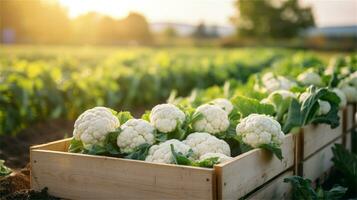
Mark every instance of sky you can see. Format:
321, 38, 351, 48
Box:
58, 0, 357, 27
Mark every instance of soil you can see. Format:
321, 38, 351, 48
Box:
0, 119, 73, 169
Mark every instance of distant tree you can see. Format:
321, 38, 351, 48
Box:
208, 25, 219, 38
163, 26, 178, 38
231, 0, 315, 38
120, 12, 152, 42
192, 22, 209, 38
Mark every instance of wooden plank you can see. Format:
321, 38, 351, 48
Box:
303, 116, 343, 159
302, 138, 342, 181
346, 104, 356, 131
215, 134, 295, 200
346, 132, 352, 151
31, 138, 71, 151
31, 147, 215, 200
246, 170, 293, 200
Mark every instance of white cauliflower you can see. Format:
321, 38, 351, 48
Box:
263, 90, 296, 104
317, 100, 331, 115
145, 139, 191, 164
193, 104, 230, 134
256, 72, 296, 93
149, 104, 185, 133
211, 98, 234, 114
339, 85, 357, 103
332, 88, 347, 108
297, 71, 322, 86
183, 132, 231, 158
236, 114, 284, 148
73, 107, 120, 148
116, 119, 155, 153
199, 153, 233, 164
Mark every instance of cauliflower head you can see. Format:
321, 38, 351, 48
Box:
145, 139, 191, 164
149, 104, 185, 133
317, 100, 331, 115
297, 71, 322, 86
183, 132, 231, 158
117, 119, 155, 153
236, 114, 284, 148
211, 98, 233, 114
199, 153, 233, 164
332, 88, 347, 108
73, 107, 120, 148
339, 85, 357, 103
257, 73, 296, 93
193, 104, 230, 134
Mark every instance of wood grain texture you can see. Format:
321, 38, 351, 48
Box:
346, 104, 356, 131
31, 144, 215, 200
303, 115, 343, 159
246, 170, 293, 200
302, 138, 342, 181
215, 134, 295, 200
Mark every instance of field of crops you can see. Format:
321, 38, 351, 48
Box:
0, 46, 336, 136
1, 45, 357, 199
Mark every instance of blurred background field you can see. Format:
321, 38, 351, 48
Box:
0, 0, 356, 169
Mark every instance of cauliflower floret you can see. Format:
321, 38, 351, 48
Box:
317, 100, 331, 115
236, 114, 284, 148
150, 104, 185, 133
332, 88, 347, 108
199, 153, 233, 164
193, 104, 229, 134
117, 119, 155, 153
256, 73, 296, 93
297, 71, 322, 86
263, 90, 296, 105
183, 132, 231, 158
211, 98, 234, 114
73, 107, 120, 148
339, 85, 357, 103
145, 139, 191, 164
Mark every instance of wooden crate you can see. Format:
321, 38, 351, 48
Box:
215, 134, 295, 200
31, 134, 296, 200
245, 170, 293, 200
346, 104, 356, 131
31, 139, 216, 200
300, 111, 343, 160
301, 137, 342, 182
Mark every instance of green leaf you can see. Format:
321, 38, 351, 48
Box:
231, 95, 275, 118
331, 144, 357, 192
282, 98, 302, 133
284, 176, 317, 200
84, 144, 107, 155
125, 143, 151, 160
196, 157, 219, 168
0, 160, 12, 176
170, 144, 193, 166
117, 111, 133, 124
104, 131, 121, 155
284, 175, 347, 200
141, 110, 151, 122
259, 143, 283, 160
154, 131, 168, 142
68, 138, 84, 153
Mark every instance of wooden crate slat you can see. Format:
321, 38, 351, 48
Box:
303, 120, 342, 159
215, 134, 295, 200
246, 170, 293, 200
346, 104, 356, 131
31, 147, 215, 200
302, 138, 342, 181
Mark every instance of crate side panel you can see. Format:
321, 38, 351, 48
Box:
31, 150, 215, 200
346, 104, 356, 131
246, 170, 293, 200
302, 138, 342, 181
31, 138, 71, 151
303, 120, 342, 159
218, 134, 295, 200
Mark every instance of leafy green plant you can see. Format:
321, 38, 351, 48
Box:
331, 144, 357, 195
284, 176, 347, 200
0, 160, 12, 176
